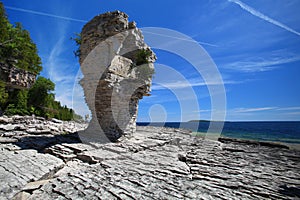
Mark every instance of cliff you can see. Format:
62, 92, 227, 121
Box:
0, 62, 36, 89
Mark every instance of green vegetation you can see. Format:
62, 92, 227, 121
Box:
135, 48, 152, 66
71, 33, 81, 58
28, 77, 55, 108
0, 2, 82, 121
0, 81, 8, 109
0, 3, 42, 74
1, 77, 80, 120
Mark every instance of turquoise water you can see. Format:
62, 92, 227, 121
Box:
137, 121, 300, 144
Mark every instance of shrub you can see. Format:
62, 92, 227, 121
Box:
136, 48, 152, 66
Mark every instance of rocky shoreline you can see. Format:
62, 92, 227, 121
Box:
0, 115, 299, 199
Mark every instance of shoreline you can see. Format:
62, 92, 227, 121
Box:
191, 131, 300, 151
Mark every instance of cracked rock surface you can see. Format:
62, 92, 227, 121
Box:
0, 116, 300, 199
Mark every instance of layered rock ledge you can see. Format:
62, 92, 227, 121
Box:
0, 62, 36, 89
0, 116, 299, 199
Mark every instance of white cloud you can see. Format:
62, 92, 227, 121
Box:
229, 0, 300, 37
152, 78, 239, 90
276, 106, 300, 111
45, 38, 76, 82
42, 24, 82, 113
234, 107, 277, 113
223, 55, 300, 72
232, 106, 300, 113
192, 109, 211, 113
142, 30, 218, 47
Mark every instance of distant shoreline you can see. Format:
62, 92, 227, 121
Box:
137, 121, 300, 146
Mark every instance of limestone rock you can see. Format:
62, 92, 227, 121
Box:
79, 11, 156, 142
0, 115, 87, 135
0, 118, 299, 199
0, 62, 36, 89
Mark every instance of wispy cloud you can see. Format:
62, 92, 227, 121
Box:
223, 55, 300, 72
45, 37, 75, 83
45, 44, 77, 109
43, 29, 79, 110
5, 6, 88, 23
142, 30, 218, 47
233, 106, 300, 113
5, 5, 218, 48
225, 106, 300, 121
5, 5, 89, 116
277, 106, 300, 111
229, 0, 300, 37
192, 109, 212, 113
234, 107, 277, 113
152, 78, 239, 90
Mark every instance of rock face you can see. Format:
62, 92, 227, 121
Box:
79, 11, 156, 142
0, 117, 299, 199
0, 62, 36, 89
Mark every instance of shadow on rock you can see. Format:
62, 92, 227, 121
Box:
278, 185, 300, 198
13, 133, 82, 153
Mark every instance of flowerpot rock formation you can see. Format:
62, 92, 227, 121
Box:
79, 11, 156, 142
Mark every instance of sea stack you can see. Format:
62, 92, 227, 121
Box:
79, 11, 156, 142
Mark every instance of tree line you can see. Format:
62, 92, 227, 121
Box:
0, 3, 82, 121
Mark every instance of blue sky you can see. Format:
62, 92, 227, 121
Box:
2, 0, 300, 121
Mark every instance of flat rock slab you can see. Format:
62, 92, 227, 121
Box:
0, 145, 64, 199
0, 125, 299, 199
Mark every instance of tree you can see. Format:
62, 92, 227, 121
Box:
5, 89, 29, 115
0, 3, 83, 120
16, 90, 28, 109
28, 77, 55, 108
0, 81, 8, 109
0, 2, 13, 63
0, 2, 42, 74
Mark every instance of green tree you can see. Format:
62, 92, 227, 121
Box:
0, 81, 8, 109
16, 90, 28, 109
28, 77, 55, 108
0, 2, 13, 63
0, 3, 82, 120
5, 91, 29, 116
0, 2, 42, 74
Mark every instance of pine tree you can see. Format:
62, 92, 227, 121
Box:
0, 2, 42, 74
16, 90, 28, 109
28, 77, 55, 107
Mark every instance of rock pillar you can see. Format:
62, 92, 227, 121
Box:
79, 11, 156, 142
